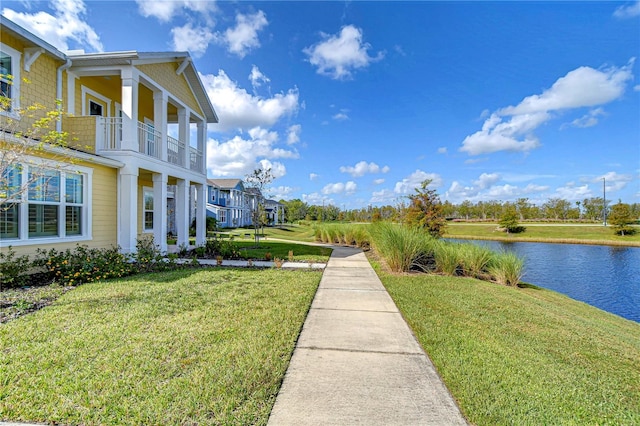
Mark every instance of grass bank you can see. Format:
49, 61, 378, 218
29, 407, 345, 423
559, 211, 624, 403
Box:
445, 222, 640, 246
0, 268, 321, 425
372, 261, 640, 425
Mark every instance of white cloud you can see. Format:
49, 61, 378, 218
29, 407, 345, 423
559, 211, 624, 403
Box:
394, 170, 443, 195
634, 85, 640, 92
206, 126, 297, 177
373, 178, 385, 185
595, 171, 633, 192
302, 192, 333, 205
171, 23, 214, 57
322, 181, 358, 195
271, 185, 295, 200
303, 25, 384, 80
461, 61, 635, 155
613, 1, 640, 18
333, 112, 350, 121
444, 173, 550, 203
200, 70, 299, 132
249, 65, 270, 90
135, 0, 216, 23
554, 183, 592, 201
474, 173, 501, 189
287, 124, 302, 145
370, 189, 397, 204
218, 11, 268, 58
339, 161, 390, 177
309, 173, 320, 181
437, 147, 448, 154
564, 108, 606, 129
2, 0, 103, 52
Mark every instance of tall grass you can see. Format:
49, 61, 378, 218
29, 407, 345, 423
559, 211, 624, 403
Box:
369, 223, 433, 272
369, 222, 526, 287
488, 251, 524, 286
313, 223, 370, 248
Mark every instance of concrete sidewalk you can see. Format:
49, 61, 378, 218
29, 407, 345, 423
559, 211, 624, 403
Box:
267, 246, 468, 425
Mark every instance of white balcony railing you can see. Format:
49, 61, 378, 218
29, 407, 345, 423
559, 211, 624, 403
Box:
97, 117, 203, 173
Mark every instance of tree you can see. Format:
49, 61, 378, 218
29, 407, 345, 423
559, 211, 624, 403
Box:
404, 179, 446, 238
1, 91, 77, 212
499, 207, 526, 233
608, 201, 636, 236
244, 168, 274, 246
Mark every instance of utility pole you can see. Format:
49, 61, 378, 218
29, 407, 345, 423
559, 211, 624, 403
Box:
603, 177, 607, 226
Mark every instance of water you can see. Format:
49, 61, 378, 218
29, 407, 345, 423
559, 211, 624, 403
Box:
448, 239, 640, 323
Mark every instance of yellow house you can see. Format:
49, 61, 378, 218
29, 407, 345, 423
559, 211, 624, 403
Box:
1, 16, 218, 256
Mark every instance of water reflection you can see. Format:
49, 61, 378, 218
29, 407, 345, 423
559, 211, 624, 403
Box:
448, 239, 640, 323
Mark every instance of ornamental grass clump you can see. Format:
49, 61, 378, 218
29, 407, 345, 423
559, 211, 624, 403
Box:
488, 251, 524, 286
433, 241, 462, 276
370, 222, 431, 273
458, 243, 493, 279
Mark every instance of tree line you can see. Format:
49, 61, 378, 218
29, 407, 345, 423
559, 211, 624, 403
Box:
279, 196, 640, 224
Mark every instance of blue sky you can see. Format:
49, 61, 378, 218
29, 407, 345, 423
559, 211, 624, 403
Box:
3, 0, 639, 208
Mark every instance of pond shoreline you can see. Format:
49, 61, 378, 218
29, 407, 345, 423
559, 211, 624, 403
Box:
445, 234, 640, 247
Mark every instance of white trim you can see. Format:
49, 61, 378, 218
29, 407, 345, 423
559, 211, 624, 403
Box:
142, 186, 154, 233
1, 42, 22, 118
0, 155, 94, 246
81, 85, 112, 117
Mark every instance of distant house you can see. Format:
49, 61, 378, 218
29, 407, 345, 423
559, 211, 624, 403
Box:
206, 179, 252, 228
0, 16, 218, 256
265, 199, 285, 225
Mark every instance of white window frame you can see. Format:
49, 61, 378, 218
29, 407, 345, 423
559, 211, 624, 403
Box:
0, 43, 22, 119
143, 186, 154, 233
81, 85, 111, 117
218, 209, 227, 224
0, 156, 93, 245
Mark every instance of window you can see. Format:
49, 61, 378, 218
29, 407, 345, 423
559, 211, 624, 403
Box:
89, 100, 103, 116
218, 209, 226, 224
0, 44, 21, 115
143, 188, 154, 231
0, 162, 90, 243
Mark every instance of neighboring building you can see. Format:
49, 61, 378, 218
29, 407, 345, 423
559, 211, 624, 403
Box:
0, 16, 218, 256
206, 179, 252, 228
265, 199, 285, 225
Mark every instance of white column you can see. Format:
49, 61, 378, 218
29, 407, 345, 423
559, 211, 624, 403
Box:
120, 69, 139, 152
154, 91, 168, 162
197, 120, 206, 174
153, 172, 168, 253
118, 166, 139, 253
175, 178, 190, 248
178, 108, 190, 168
195, 183, 206, 246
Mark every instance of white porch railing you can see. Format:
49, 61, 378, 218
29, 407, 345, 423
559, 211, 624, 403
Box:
97, 117, 204, 173
190, 147, 203, 173
167, 135, 185, 167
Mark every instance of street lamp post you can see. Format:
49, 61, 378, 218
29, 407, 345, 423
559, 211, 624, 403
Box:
602, 177, 607, 226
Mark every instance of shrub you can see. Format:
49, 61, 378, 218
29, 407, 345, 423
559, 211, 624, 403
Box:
204, 237, 241, 259
133, 237, 173, 272
0, 247, 31, 290
35, 245, 135, 286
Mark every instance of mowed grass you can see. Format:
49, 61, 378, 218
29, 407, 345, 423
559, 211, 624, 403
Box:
258, 224, 318, 242
0, 268, 321, 425
445, 222, 640, 246
235, 240, 332, 262
374, 263, 640, 425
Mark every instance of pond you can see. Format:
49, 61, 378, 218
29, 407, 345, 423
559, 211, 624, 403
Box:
448, 239, 640, 323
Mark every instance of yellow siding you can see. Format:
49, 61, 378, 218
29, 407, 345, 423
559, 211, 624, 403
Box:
74, 76, 121, 117
63, 116, 98, 153
137, 63, 203, 116
0, 30, 63, 133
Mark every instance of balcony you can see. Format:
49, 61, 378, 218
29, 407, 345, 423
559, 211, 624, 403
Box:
64, 116, 204, 174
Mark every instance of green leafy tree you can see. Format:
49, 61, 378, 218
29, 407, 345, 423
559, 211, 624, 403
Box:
608, 201, 636, 236
244, 168, 274, 246
404, 179, 446, 238
499, 207, 526, 233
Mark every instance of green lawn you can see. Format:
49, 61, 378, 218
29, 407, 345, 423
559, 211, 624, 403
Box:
0, 268, 321, 425
235, 240, 332, 262
374, 262, 640, 425
444, 222, 640, 246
